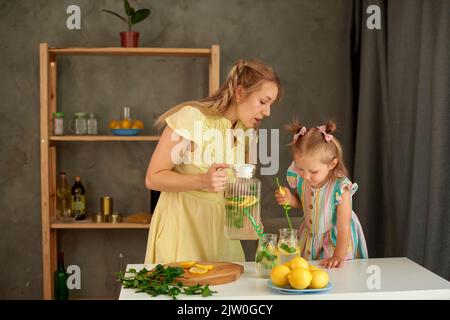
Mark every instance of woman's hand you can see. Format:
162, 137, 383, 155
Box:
274, 186, 293, 206
319, 256, 344, 269
201, 163, 229, 192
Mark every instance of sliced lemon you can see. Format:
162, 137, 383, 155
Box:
278, 186, 286, 196
242, 196, 258, 207
189, 266, 209, 274
194, 263, 214, 271
179, 261, 196, 269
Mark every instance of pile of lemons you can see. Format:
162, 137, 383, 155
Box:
109, 118, 144, 130
270, 257, 329, 290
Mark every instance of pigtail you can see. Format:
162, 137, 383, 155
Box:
284, 120, 307, 147
324, 120, 336, 134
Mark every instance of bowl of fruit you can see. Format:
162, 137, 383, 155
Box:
109, 118, 144, 136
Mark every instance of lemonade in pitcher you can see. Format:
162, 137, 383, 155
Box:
255, 233, 278, 278
224, 165, 261, 240
277, 228, 300, 265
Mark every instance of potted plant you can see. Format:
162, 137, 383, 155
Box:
103, 0, 151, 47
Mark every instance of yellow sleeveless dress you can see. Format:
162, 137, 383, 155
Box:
144, 106, 254, 263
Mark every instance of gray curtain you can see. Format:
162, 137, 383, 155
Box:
352, 0, 449, 279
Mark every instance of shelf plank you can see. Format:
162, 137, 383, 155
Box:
51, 222, 150, 229
49, 47, 212, 57
50, 135, 160, 141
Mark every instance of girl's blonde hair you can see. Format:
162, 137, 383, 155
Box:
155, 59, 282, 127
285, 120, 349, 177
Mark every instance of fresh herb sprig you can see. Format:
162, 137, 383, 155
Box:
117, 264, 217, 299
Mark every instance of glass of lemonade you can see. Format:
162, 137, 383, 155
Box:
277, 228, 299, 265
255, 233, 278, 278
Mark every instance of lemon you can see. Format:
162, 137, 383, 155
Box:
278, 186, 286, 196
132, 120, 144, 129
270, 265, 291, 287
120, 118, 132, 129
179, 261, 196, 269
189, 266, 208, 274
109, 120, 120, 129
194, 263, 214, 271
287, 267, 312, 289
284, 256, 309, 270
309, 270, 329, 289
309, 265, 320, 272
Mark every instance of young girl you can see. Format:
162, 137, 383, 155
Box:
274, 121, 368, 268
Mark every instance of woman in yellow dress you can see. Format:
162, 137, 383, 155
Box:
144, 59, 281, 264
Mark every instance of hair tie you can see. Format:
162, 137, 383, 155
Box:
293, 126, 307, 142
317, 125, 333, 142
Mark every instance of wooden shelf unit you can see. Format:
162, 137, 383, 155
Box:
39, 43, 220, 299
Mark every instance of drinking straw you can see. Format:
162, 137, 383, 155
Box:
275, 178, 293, 229
243, 208, 266, 238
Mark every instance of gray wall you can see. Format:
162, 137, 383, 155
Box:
0, 0, 354, 299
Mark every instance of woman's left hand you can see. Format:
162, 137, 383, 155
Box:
319, 256, 344, 269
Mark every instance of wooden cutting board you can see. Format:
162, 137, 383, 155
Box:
164, 261, 244, 286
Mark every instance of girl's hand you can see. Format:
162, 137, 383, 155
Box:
274, 186, 292, 206
319, 256, 344, 269
201, 163, 229, 192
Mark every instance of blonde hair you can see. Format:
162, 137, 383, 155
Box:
285, 120, 349, 177
155, 59, 282, 127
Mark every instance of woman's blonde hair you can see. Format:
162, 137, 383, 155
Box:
155, 59, 282, 127
285, 120, 349, 177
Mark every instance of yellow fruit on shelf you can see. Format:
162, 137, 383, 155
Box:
309, 270, 329, 289
109, 120, 120, 129
132, 120, 144, 129
120, 118, 132, 129
194, 263, 214, 270
189, 266, 209, 274
179, 261, 196, 269
287, 267, 312, 289
284, 256, 309, 270
270, 265, 291, 287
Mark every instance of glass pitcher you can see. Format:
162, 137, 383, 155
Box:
255, 233, 278, 278
277, 228, 300, 265
224, 164, 261, 240
70, 112, 87, 135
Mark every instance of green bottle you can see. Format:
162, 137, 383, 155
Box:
71, 176, 86, 220
54, 252, 69, 300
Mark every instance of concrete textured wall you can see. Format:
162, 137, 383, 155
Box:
0, 0, 354, 299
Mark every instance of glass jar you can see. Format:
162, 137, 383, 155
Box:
87, 113, 97, 135
277, 228, 300, 265
255, 233, 278, 278
71, 112, 87, 135
224, 164, 261, 240
52, 112, 64, 135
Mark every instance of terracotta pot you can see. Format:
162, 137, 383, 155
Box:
120, 32, 140, 47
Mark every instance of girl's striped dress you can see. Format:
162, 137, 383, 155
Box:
286, 162, 368, 260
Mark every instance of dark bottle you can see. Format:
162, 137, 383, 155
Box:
54, 252, 69, 300
71, 176, 86, 220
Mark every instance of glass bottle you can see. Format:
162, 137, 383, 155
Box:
87, 113, 97, 135
224, 164, 261, 240
71, 176, 86, 220
255, 233, 278, 278
56, 172, 71, 222
277, 228, 300, 265
72, 112, 87, 135
54, 252, 69, 300
52, 112, 65, 136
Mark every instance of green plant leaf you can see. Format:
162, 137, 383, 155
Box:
102, 9, 128, 24
131, 9, 151, 25
124, 0, 133, 16
280, 243, 296, 254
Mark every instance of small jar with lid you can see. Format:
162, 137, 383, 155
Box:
52, 112, 65, 136
87, 113, 98, 135
71, 113, 87, 135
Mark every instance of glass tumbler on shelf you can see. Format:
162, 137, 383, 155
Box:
255, 233, 278, 278
277, 228, 300, 265
224, 164, 261, 240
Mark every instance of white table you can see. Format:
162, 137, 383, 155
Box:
119, 257, 450, 300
